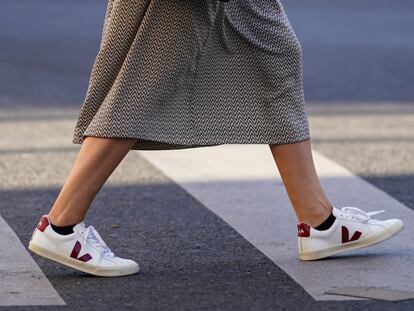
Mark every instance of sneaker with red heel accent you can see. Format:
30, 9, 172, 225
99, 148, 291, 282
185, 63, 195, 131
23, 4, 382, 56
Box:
297, 206, 404, 261
28, 215, 139, 277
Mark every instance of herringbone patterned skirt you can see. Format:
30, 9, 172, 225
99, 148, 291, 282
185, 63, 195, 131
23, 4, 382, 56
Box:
72, 0, 311, 150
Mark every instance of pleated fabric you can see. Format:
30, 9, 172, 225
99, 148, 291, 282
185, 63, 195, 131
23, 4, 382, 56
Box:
72, 0, 311, 150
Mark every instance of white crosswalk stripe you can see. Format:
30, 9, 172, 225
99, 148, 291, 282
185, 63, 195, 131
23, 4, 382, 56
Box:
0, 216, 65, 306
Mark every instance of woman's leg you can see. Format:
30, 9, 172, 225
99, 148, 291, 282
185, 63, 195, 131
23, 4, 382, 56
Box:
48, 136, 138, 226
269, 138, 333, 227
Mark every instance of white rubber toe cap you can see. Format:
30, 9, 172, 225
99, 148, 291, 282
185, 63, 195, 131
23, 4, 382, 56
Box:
382, 218, 404, 229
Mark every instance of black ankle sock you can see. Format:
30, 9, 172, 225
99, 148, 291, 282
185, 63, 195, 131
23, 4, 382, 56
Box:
50, 222, 77, 235
313, 211, 336, 230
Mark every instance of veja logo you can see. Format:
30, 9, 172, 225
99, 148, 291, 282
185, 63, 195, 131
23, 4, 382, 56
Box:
297, 223, 310, 237
70, 241, 92, 262
36, 216, 49, 232
341, 226, 362, 243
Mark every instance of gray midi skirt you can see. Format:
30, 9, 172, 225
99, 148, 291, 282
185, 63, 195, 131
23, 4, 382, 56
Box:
72, 0, 311, 150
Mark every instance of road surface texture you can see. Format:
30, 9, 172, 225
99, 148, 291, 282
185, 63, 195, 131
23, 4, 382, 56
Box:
0, 0, 413, 310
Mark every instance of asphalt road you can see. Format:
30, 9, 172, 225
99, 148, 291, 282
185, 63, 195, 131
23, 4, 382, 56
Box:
0, 0, 413, 310
0, 0, 413, 106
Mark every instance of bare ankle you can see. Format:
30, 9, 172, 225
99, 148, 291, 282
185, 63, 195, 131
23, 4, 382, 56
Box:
48, 211, 84, 226
297, 202, 333, 227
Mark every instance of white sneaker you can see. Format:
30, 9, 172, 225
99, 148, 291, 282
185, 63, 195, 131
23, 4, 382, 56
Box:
297, 206, 404, 261
28, 215, 139, 277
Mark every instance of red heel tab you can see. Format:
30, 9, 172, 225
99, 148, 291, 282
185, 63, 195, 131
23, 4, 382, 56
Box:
36, 215, 50, 232
297, 223, 310, 237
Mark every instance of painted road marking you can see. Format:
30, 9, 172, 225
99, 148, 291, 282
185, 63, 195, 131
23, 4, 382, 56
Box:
0, 215, 65, 306
139, 144, 413, 301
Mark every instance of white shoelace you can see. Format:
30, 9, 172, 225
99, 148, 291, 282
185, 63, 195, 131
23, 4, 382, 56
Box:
338, 206, 385, 223
77, 223, 115, 258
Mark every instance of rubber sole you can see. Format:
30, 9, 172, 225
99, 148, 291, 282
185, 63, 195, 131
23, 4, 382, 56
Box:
299, 220, 404, 261
28, 242, 139, 277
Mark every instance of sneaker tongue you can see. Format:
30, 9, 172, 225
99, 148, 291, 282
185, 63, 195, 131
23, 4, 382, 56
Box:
73, 221, 87, 232
332, 206, 341, 217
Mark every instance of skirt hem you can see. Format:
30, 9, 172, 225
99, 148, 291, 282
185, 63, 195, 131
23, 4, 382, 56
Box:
72, 131, 311, 151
